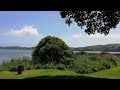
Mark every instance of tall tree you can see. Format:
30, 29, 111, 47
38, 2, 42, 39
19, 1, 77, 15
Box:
60, 11, 120, 35
32, 36, 76, 65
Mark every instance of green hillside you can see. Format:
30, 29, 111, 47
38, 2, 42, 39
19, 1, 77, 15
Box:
72, 44, 120, 52
0, 46, 35, 50
1, 43, 120, 52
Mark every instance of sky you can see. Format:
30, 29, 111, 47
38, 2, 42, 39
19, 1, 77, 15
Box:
1, 11, 120, 47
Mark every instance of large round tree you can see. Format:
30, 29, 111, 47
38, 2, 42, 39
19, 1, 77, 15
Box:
32, 36, 75, 65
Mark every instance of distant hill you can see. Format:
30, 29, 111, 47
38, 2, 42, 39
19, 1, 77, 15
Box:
71, 44, 120, 52
1, 44, 120, 52
0, 46, 35, 50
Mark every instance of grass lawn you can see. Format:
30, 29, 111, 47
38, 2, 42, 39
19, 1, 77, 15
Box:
86, 66, 120, 79
0, 69, 79, 79
0, 69, 99, 79
0, 68, 117, 79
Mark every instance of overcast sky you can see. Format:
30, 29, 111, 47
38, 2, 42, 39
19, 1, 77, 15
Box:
1, 11, 120, 47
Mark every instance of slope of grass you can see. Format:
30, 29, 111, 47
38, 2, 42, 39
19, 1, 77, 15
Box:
73, 43, 120, 51
0, 69, 81, 79
1, 66, 120, 79
85, 66, 120, 79
83, 60, 120, 79
0, 69, 106, 79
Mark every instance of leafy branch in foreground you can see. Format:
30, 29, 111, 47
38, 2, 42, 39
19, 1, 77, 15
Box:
60, 11, 120, 35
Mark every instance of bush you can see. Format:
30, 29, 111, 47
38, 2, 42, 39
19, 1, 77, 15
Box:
42, 64, 56, 69
88, 56, 99, 61
33, 64, 56, 69
72, 54, 118, 74
25, 67, 31, 70
56, 64, 66, 70
33, 64, 66, 70
100, 51, 109, 55
25, 65, 33, 70
0, 57, 32, 71
34, 65, 42, 69
0, 67, 3, 72
9, 67, 18, 72
0, 57, 68, 71
32, 36, 76, 65
79, 50, 87, 55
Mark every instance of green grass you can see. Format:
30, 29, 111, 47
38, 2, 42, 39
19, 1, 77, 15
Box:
83, 60, 120, 79
0, 69, 104, 79
1, 66, 120, 79
0, 69, 79, 79
0, 68, 115, 79
85, 66, 120, 79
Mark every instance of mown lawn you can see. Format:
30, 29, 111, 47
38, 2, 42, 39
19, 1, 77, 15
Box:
0, 69, 82, 79
86, 66, 120, 79
0, 69, 100, 79
0, 68, 116, 79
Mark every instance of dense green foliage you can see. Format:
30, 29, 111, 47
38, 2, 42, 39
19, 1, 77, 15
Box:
0, 53, 118, 74
0, 57, 32, 71
32, 36, 75, 65
100, 51, 109, 55
0, 58, 68, 72
72, 54, 118, 74
60, 11, 120, 35
76, 50, 87, 55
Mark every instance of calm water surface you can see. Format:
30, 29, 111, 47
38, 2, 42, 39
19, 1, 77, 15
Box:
0, 49, 33, 64
1, 49, 120, 64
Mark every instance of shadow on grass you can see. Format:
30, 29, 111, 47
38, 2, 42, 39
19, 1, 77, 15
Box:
24, 75, 108, 79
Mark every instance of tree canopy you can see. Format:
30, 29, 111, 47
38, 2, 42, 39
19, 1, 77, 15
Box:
32, 36, 75, 65
60, 11, 120, 35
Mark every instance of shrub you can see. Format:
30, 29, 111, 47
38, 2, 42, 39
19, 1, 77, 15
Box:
88, 56, 99, 61
79, 50, 87, 55
34, 65, 42, 69
42, 64, 56, 69
0, 57, 32, 71
100, 51, 109, 55
32, 36, 76, 65
0, 67, 3, 72
24, 65, 33, 70
56, 64, 66, 70
9, 67, 18, 72
72, 54, 118, 74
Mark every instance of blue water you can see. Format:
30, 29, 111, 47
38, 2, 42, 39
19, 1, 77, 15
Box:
0, 49, 33, 64
1, 49, 120, 64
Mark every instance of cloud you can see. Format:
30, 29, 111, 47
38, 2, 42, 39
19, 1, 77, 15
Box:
60, 23, 120, 47
72, 33, 119, 40
4, 25, 41, 37
61, 33, 120, 47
